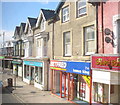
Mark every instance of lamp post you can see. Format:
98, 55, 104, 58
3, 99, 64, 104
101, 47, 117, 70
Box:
0, 32, 5, 71
0, 32, 5, 55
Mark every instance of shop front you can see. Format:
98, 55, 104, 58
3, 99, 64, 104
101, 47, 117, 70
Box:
12, 59, 23, 77
0, 56, 5, 68
50, 60, 92, 103
91, 54, 120, 104
4, 56, 13, 69
23, 59, 48, 90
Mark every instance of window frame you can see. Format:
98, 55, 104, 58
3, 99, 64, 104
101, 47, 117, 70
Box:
84, 25, 95, 55
62, 6, 70, 23
40, 18, 45, 31
63, 31, 71, 57
77, 0, 87, 18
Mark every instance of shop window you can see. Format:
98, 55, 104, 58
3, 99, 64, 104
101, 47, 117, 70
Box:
84, 25, 95, 55
76, 0, 87, 18
62, 6, 69, 23
80, 81, 86, 99
39, 67, 43, 84
35, 67, 43, 84
110, 85, 114, 94
24, 65, 29, 79
63, 31, 71, 56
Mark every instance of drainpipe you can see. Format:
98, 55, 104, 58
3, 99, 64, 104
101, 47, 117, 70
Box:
96, 4, 99, 53
101, 2, 104, 53
52, 19, 54, 60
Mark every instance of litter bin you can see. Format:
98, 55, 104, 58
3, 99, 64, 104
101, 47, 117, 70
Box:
7, 78, 13, 87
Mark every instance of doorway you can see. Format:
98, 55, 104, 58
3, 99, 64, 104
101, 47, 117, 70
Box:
30, 66, 34, 85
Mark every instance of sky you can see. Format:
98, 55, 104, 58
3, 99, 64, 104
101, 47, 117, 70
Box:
0, 1, 59, 45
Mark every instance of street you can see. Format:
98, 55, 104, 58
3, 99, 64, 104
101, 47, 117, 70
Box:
2, 86, 21, 103
0, 67, 22, 104
0, 67, 72, 104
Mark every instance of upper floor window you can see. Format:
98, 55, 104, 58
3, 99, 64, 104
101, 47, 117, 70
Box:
63, 31, 71, 56
62, 6, 69, 23
77, 0, 87, 17
40, 19, 45, 31
84, 25, 95, 55
37, 38, 41, 47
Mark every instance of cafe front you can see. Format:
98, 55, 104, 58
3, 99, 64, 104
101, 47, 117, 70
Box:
50, 60, 92, 103
91, 54, 120, 104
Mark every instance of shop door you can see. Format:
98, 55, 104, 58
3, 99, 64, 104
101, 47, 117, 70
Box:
30, 67, 34, 85
79, 77, 86, 100
62, 72, 68, 97
93, 83, 103, 103
61, 73, 76, 100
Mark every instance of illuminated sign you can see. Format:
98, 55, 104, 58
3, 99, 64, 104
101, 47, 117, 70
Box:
23, 61, 43, 67
50, 61, 67, 71
91, 55, 120, 71
50, 60, 91, 76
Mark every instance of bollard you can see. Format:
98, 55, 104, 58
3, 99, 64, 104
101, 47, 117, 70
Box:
7, 78, 13, 87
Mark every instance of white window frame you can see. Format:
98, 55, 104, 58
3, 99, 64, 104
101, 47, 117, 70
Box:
77, 0, 87, 17
63, 31, 71, 56
113, 14, 120, 54
84, 25, 95, 55
62, 6, 69, 23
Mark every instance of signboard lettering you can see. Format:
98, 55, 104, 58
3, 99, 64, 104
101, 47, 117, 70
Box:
50, 60, 91, 76
92, 55, 120, 71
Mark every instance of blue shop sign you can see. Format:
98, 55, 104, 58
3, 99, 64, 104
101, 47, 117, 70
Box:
24, 61, 43, 67
50, 60, 91, 76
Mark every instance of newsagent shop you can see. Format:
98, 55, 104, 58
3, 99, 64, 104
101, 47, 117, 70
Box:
23, 59, 49, 90
91, 54, 120, 104
50, 60, 92, 103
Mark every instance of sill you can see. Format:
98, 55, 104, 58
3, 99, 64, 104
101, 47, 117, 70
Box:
62, 20, 69, 23
77, 13, 87, 18
84, 52, 95, 56
63, 55, 71, 57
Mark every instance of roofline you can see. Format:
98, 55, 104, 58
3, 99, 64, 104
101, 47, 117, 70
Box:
55, 0, 66, 14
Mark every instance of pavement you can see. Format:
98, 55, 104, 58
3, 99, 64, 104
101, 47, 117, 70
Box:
2, 68, 73, 104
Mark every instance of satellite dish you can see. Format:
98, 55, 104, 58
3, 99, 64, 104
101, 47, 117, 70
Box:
105, 28, 111, 35
105, 37, 111, 43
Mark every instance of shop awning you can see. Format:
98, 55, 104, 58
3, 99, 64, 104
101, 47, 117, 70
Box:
12, 61, 22, 64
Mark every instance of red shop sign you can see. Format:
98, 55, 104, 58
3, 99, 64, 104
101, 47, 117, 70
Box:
91, 55, 120, 71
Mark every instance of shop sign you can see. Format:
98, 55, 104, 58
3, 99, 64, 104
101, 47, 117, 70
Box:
91, 55, 120, 71
50, 60, 67, 71
12, 60, 22, 64
50, 60, 91, 76
82, 75, 90, 88
23, 61, 43, 67
0, 56, 5, 59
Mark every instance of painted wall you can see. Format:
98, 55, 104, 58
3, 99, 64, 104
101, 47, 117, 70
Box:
98, 1, 120, 54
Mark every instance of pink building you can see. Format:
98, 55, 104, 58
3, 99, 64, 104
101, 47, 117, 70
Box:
91, 1, 120, 104
98, 1, 120, 54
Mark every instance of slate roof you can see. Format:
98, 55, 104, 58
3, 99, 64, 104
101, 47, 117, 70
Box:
14, 26, 20, 35
41, 9, 55, 20
28, 17, 37, 28
55, 0, 65, 14
20, 23, 26, 32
